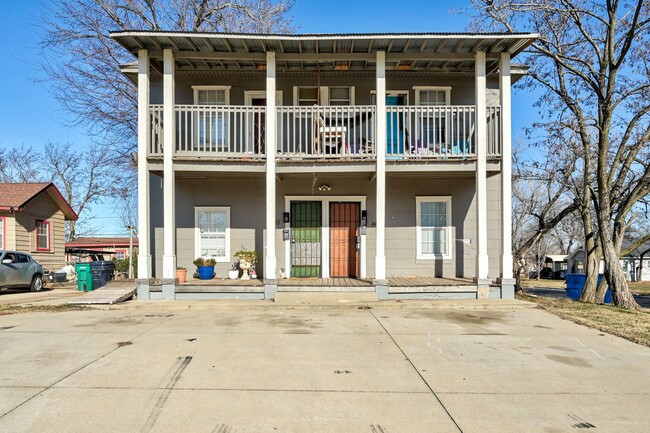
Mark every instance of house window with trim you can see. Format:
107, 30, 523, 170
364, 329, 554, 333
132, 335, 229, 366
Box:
293, 86, 355, 106
0, 217, 5, 249
416, 197, 452, 259
192, 86, 231, 150
114, 250, 126, 260
414, 86, 452, 151
195, 207, 230, 262
36, 220, 50, 251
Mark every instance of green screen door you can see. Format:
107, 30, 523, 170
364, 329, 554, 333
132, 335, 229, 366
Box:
290, 201, 322, 277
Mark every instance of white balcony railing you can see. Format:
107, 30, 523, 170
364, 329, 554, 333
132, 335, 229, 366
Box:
148, 105, 501, 160
276, 106, 376, 158
149, 105, 266, 158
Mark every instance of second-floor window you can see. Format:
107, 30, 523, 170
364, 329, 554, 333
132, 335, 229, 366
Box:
293, 86, 355, 106
414, 86, 452, 151
193, 86, 231, 149
36, 220, 50, 251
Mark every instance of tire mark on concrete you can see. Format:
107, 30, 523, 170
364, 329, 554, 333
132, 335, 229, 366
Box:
211, 423, 232, 433
0, 315, 171, 419
141, 355, 193, 433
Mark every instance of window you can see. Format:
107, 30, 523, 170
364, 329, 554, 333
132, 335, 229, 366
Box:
416, 197, 452, 259
328, 87, 353, 106
195, 207, 230, 262
36, 220, 50, 251
0, 217, 5, 249
17, 254, 29, 263
293, 86, 355, 106
296, 87, 319, 106
414, 87, 452, 149
192, 86, 231, 149
114, 250, 126, 260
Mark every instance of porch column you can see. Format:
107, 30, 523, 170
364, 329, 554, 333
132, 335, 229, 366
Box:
136, 49, 151, 292
264, 51, 278, 298
375, 51, 387, 283
161, 48, 176, 299
475, 51, 490, 296
498, 52, 515, 298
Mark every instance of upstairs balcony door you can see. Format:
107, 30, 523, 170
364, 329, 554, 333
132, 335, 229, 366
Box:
245, 91, 282, 155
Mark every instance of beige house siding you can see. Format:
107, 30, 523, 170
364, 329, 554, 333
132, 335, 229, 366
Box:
2, 216, 17, 250
13, 194, 67, 271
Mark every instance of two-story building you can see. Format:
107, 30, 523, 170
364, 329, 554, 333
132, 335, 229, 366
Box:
110, 31, 536, 301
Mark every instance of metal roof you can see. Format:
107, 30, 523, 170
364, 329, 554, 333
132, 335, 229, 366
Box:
110, 31, 537, 74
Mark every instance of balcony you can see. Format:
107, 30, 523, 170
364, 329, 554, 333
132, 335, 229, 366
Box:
148, 105, 501, 161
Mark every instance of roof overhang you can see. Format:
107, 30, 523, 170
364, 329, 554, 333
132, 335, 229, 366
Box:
111, 31, 537, 77
0, 183, 78, 221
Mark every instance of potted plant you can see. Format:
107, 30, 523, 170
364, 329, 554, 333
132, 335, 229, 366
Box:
228, 262, 240, 280
193, 257, 216, 280
176, 266, 187, 283
234, 250, 258, 280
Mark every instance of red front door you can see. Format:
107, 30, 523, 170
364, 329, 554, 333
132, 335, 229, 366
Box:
329, 202, 360, 277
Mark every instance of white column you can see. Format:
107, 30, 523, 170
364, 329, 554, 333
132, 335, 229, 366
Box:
475, 51, 489, 282
265, 51, 277, 279
499, 52, 514, 280
375, 51, 387, 280
137, 49, 151, 279
162, 48, 176, 280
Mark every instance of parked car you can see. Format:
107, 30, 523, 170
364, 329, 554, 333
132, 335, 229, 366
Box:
0, 251, 46, 291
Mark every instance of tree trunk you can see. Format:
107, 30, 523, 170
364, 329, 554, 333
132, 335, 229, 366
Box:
594, 274, 608, 304
601, 237, 640, 309
580, 245, 601, 302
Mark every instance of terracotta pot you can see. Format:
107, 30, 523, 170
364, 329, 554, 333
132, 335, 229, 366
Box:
176, 269, 187, 284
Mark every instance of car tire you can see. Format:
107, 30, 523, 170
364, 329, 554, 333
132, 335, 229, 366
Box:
30, 275, 44, 292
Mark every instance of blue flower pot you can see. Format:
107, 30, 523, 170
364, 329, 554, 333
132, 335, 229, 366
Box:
197, 265, 215, 280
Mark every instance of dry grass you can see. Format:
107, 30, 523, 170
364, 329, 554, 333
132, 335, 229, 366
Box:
629, 281, 650, 294
0, 304, 90, 315
519, 294, 650, 347
520, 278, 565, 289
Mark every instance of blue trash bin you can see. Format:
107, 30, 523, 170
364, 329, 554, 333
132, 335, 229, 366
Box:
565, 274, 612, 304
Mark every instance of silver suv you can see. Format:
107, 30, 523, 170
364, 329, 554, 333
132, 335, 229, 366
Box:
0, 251, 46, 291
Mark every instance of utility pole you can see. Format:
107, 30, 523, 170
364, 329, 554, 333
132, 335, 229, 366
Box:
126, 225, 135, 279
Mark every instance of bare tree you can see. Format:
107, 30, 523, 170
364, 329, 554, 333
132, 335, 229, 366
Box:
0, 142, 123, 241
470, 0, 650, 309
39, 0, 295, 163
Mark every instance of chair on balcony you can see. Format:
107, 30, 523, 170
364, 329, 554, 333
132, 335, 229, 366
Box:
313, 112, 347, 155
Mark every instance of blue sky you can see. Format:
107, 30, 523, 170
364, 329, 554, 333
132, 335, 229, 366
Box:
0, 0, 537, 236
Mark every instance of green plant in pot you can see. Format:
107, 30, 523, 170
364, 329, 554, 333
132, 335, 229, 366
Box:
234, 250, 258, 280
193, 257, 216, 280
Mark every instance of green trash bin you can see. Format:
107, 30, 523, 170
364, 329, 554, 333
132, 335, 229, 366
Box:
75, 263, 93, 292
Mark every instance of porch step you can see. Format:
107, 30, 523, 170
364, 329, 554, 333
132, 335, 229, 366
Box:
277, 285, 375, 292
68, 282, 136, 305
274, 292, 379, 305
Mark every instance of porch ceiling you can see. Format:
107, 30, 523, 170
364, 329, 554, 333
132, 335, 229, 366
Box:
111, 31, 537, 75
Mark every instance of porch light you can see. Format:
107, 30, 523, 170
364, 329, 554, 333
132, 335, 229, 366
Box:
396, 64, 412, 70
318, 184, 332, 192
256, 64, 267, 70
334, 64, 349, 71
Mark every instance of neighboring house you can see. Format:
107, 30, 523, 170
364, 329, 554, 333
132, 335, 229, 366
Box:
543, 254, 568, 279
65, 237, 139, 262
0, 182, 78, 271
110, 31, 537, 300
567, 247, 649, 282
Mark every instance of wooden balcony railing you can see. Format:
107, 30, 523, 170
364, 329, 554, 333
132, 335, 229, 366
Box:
148, 105, 501, 160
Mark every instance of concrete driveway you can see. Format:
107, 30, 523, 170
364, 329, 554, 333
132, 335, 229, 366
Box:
0, 301, 648, 432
